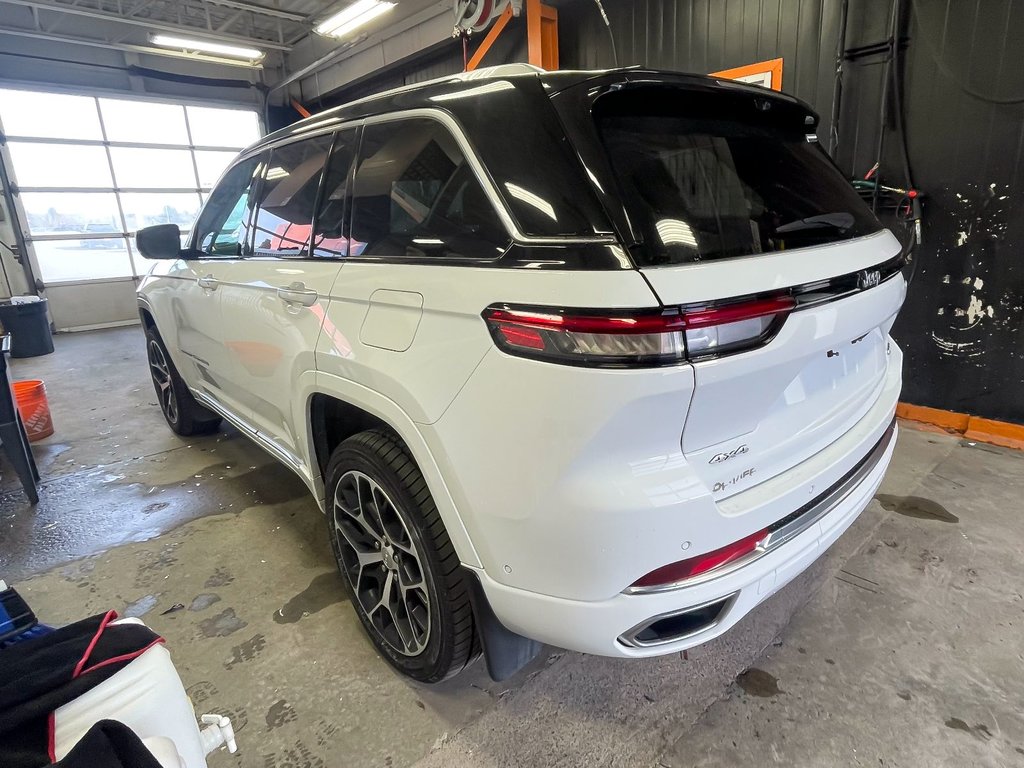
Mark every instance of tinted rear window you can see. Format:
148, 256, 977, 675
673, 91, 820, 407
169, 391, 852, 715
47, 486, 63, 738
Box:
594, 88, 881, 266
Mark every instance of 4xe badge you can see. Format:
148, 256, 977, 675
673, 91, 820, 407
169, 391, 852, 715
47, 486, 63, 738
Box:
709, 444, 749, 464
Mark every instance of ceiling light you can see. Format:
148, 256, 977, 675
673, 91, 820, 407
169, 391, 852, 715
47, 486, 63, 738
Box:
150, 34, 264, 60
316, 0, 396, 38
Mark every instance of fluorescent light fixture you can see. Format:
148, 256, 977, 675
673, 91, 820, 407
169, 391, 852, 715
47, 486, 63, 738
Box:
150, 34, 263, 60
316, 0, 396, 38
655, 218, 698, 248
265, 166, 289, 180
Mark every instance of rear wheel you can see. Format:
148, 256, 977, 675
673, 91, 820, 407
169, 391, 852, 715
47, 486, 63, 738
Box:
325, 429, 477, 682
145, 327, 221, 436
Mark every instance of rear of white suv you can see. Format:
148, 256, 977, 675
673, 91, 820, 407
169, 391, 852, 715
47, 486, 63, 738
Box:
137, 67, 906, 683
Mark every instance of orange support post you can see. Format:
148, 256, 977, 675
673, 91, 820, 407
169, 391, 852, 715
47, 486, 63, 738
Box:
466, 6, 514, 71
290, 98, 312, 118
526, 0, 543, 67
467, 1, 558, 72
539, 4, 559, 70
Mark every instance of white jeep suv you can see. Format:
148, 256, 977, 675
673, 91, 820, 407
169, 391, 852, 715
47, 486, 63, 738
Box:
136, 65, 906, 682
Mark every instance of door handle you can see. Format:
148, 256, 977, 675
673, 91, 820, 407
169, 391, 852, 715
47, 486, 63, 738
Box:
197, 275, 219, 291
277, 283, 318, 307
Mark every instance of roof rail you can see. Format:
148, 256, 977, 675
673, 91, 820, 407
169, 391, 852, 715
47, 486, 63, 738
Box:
454, 63, 546, 81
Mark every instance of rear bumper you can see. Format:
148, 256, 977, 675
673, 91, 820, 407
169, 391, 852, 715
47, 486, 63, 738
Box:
472, 405, 898, 658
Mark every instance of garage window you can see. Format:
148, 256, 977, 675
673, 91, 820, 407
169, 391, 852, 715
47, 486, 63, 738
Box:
0, 88, 261, 283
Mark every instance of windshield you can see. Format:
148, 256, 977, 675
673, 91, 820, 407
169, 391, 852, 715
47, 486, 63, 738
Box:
594, 88, 882, 266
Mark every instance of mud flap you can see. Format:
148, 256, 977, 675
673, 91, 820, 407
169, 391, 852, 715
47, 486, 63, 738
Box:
465, 569, 542, 681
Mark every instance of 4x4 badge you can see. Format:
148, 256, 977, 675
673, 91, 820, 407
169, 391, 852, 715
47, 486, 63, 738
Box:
709, 445, 749, 464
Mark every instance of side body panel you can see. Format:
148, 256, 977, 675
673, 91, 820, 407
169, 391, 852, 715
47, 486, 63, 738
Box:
140, 259, 235, 405
216, 258, 343, 469
314, 265, 661, 569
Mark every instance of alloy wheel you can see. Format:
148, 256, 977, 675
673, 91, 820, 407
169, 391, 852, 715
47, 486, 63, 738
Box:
148, 339, 178, 425
332, 470, 431, 656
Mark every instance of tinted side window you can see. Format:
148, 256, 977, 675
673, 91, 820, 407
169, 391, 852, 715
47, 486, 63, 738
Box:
312, 129, 358, 259
251, 135, 332, 258
350, 119, 509, 261
194, 154, 263, 257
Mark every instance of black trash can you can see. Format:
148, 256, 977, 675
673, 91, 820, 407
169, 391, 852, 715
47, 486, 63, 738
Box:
0, 298, 54, 358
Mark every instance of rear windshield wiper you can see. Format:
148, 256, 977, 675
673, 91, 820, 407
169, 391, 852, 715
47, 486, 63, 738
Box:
775, 212, 856, 234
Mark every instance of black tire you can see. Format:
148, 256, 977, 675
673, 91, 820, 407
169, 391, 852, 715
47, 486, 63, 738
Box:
145, 326, 221, 437
325, 429, 477, 682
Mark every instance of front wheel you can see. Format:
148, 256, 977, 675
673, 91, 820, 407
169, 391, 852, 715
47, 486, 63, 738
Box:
145, 327, 221, 436
325, 430, 477, 682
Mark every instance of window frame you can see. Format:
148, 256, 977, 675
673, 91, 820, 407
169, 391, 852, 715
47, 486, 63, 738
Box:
198, 108, 598, 266
192, 152, 268, 259
346, 116, 512, 264
247, 135, 337, 260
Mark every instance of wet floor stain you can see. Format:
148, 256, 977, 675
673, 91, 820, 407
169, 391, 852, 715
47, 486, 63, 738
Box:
314, 720, 338, 748
189, 593, 221, 612
736, 668, 781, 697
944, 717, 993, 740
173, 461, 308, 509
225, 633, 266, 670
204, 567, 234, 588
124, 594, 158, 618
266, 699, 298, 730
199, 607, 247, 637
1, 448, 311, 582
273, 572, 344, 625
185, 680, 219, 706
261, 739, 325, 768
875, 495, 959, 523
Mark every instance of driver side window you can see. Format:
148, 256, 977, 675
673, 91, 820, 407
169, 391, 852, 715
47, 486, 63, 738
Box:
193, 154, 265, 257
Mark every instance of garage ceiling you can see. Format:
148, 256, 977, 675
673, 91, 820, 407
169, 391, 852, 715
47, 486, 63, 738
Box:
0, 0, 329, 64
1, 0, 448, 74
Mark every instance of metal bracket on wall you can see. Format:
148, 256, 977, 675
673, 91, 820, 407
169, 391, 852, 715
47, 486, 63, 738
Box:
465, 0, 558, 72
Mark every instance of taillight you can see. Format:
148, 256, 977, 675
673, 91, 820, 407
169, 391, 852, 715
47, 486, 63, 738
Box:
680, 296, 796, 359
630, 528, 768, 589
482, 295, 794, 368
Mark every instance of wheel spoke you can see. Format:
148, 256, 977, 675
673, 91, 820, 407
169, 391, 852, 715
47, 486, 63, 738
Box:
364, 483, 389, 540
334, 480, 382, 544
331, 470, 431, 657
334, 519, 383, 571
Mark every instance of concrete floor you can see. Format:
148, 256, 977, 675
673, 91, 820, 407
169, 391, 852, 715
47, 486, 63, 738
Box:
2, 326, 1022, 767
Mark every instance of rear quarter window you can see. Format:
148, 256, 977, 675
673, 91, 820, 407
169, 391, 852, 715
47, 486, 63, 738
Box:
594, 87, 882, 266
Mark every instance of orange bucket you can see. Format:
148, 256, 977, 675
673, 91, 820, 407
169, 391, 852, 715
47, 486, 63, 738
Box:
13, 379, 54, 441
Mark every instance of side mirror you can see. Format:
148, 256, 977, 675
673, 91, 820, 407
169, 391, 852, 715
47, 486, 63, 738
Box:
136, 224, 184, 259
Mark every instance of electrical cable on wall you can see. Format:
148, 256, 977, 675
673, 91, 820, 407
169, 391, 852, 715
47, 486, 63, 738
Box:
592, 0, 619, 67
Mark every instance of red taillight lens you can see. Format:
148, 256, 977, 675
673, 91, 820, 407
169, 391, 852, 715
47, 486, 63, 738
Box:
630, 528, 769, 589
483, 307, 688, 368
482, 295, 794, 368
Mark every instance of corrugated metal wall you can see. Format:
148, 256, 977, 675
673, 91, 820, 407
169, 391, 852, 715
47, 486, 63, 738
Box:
559, 0, 1024, 424
559, 0, 842, 149
868, 0, 1024, 423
